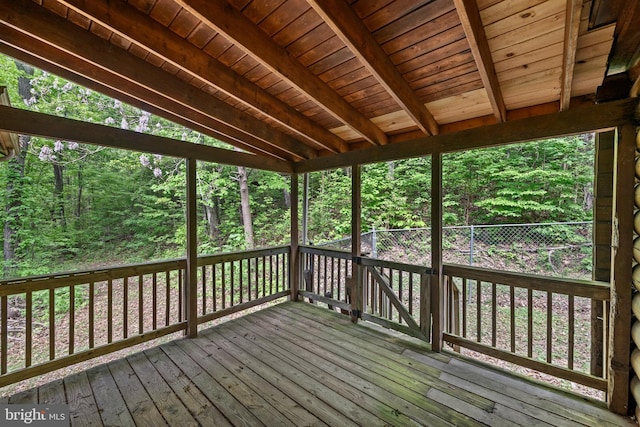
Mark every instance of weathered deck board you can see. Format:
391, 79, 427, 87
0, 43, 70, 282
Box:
2, 302, 634, 426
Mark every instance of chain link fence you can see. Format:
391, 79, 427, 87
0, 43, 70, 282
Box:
316, 222, 593, 280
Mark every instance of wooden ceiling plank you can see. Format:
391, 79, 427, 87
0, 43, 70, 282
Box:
175, 0, 388, 146
0, 36, 296, 162
0, 0, 315, 160
295, 97, 639, 173
307, 0, 439, 135
560, 0, 583, 111
0, 106, 293, 173
453, 0, 506, 122
58, 0, 347, 154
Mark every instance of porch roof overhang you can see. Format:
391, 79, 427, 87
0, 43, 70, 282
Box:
0, 0, 639, 172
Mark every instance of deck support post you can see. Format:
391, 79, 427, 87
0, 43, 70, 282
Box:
431, 153, 443, 352
302, 173, 309, 245
290, 173, 300, 301
592, 130, 615, 378
608, 124, 634, 414
351, 164, 363, 322
186, 157, 198, 338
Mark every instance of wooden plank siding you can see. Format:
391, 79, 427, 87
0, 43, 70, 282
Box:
3, 302, 633, 426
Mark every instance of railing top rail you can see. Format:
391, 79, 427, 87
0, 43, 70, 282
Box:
357, 256, 432, 274
0, 245, 290, 294
197, 245, 290, 265
299, 245, 352, 259
443, 263, 610, 300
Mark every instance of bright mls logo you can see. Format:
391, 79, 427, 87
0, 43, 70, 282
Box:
0, 405, 69, 426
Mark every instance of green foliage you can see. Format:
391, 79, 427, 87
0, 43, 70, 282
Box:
0, 53, 595, 278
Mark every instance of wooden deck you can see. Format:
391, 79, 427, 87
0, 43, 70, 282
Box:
2, 302, 634, 426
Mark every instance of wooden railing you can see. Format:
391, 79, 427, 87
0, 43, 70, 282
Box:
298, 246, 352, 312
442, 263, 610, 391
298, 246, 432, 341
359, 257, 431, 341
196, 246, 290, 324
0, 246, 289, 387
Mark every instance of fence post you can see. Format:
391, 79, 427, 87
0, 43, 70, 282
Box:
372, 226, 377, 258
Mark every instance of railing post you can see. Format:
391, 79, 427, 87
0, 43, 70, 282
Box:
431, 152, 443, 351
593, 130, 614, 378
290, 173, 300, 301
608, 124, 634, 414
351, 164, 363, 322
185, 157, 198, 338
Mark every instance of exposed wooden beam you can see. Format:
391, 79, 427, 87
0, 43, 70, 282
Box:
0, 106, 293, 173
293, 97, 640, 173
0, 39, 294, 162
0, 0, 316, 160
58, 0, 347, 154
453, 0, 506, 122
307, 0, 438, 136
604, 0, 640, 75
560, 0, 583, 111
175, 0, 388, 146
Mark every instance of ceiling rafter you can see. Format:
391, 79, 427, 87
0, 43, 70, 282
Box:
0, 0, 316, 160
560, 0, 583, 111
453, 0, 507, 123
58, 0, 348, 154
174, 0, 389, 146
0, 39, 295, 162
0, 105, 293, 172
306, 0, 439, 136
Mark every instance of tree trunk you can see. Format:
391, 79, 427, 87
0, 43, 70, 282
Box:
237, 165, 254, 249
4, 61, 33, 275
53, 163, 67, 230
203, 195, 221, 240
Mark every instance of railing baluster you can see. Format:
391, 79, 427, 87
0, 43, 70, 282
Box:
138, 275, 144, 335
510, 286, 515, 353
123, 277, 128, 339
89, 281, 94, 348
1, 295, 7, 374
202, 265, 207, 315
476, 280, 482, 343
152, 273, 158, 330
165, 271, 171, 326
247, 258, 252, 302
108, 279, 113, 344
527, 288, 533, 358
239, 259, 243, 304
256, 256, 267, 296
275, 254, 279, 294
268, 255, 273, 295
462, 277, 467, 338
49, 288, 55, 360
25, 292, 32, 367
568, 295, 574, 370
178, 269, 183, 322
221, 263, 226, 310
547, 292, 553, 363
69, 285, 75, 355
491, 282, 496, 348
212, 264, 217, 312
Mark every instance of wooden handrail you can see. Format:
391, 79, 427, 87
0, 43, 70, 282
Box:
0, 245, 292, 388
443, 263, 610, 300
